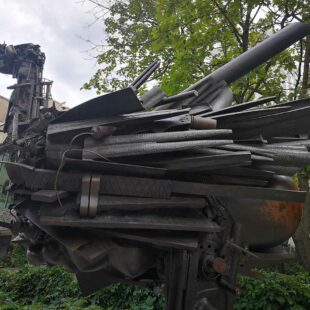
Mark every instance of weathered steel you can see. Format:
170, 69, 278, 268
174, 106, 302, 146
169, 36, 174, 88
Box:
200, 96, 276, 117
31, 190, 68, 203
48, 108, 190, 136
164, 152, 251, 172
101, 230, 199, 250
52, 87, 144, 124
130, 60, 160, 90
1, 22, 310, 310
190, 116, 217, 129
96, 195, 206, 211
88, 176, 100, 218
80, 176, 91, 218
83, 139, 234, 159
162, 90, 198, 104
41, 208, 221, 232
63, 158, 167, 178
84, 129, 232, 145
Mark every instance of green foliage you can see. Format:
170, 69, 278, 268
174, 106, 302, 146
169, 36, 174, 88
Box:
0, 265, 164, 309
0, 244, 28, 268
235, 269, 310, 310
88, 283, 164, 310
83, 0, 308, 102
0, 246, 309, 309
0, 246, 164, 309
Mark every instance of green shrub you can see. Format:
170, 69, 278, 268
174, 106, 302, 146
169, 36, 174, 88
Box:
235, 269, 310, 310
0, 244, 28, 268
0, 246, 164, 309
0, 265, 80, 305
1, 245, 309, 309
87, 283, 164, 310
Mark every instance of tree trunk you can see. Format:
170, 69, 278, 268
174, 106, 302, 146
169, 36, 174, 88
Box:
293, 171, 310, 271
293, 35, 310, 271
301, 35, 310, 98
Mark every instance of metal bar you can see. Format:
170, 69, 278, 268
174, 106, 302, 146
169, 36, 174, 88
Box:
101, 230, 199, 250
140, 86, 166, 109
165, 152, 251, 172
63, 158, 167, 178
219, 144, 310, 167
48, 108, 190, 136
84, 129, 232, 145
5, 162, 306, 202
96, 195, 206, 211
208, 167, 275, 180
209, 175, 269, 187
171, 181, 306, 202
40, 208, 221, 232
162, 90, 198, 104
83, 139, 233, 159
129, 61, 160, 90
211, 106, 291, 122
200, 96, 276, 117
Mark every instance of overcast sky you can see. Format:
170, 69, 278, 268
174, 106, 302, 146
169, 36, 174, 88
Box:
0, 0, 104, 108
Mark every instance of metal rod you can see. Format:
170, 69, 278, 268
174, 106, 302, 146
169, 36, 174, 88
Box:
85, 129, 232, 145
130, 60, 160, 90
186, 22, 310, 90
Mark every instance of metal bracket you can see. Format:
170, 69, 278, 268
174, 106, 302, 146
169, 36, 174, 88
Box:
80, 175, 100, 218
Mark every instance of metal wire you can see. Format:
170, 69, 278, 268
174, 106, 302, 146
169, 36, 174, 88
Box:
54, 131, 112, 207
54, 132, 92, 208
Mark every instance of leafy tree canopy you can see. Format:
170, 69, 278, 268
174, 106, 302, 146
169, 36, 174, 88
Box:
83, 0, 309, 103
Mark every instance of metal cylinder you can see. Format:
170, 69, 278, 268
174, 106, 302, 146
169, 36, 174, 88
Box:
187, 22, 310, 90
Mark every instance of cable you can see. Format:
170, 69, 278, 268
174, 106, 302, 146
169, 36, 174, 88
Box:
68, 132, 93, 149
54, 132, 92, 208
54, 131, 113, 207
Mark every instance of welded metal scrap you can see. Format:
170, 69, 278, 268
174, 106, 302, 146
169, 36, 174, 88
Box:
1, 22, 310, 310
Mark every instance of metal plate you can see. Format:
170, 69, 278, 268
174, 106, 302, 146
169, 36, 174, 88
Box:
51, 88, 144, 124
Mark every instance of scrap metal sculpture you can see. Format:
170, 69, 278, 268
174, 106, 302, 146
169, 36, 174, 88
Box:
0, 22, 310, 309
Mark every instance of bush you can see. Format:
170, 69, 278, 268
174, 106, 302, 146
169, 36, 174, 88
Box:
0, 245, 164, 309
0, 245, 309, 309
0, 244, 28, 268
235, 269, 310, 310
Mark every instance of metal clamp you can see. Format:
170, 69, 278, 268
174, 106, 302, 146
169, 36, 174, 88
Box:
80, 175, 100, 218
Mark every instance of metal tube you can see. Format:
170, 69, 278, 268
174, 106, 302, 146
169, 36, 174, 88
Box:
187, 22, 310, 90
130, 60, 160, 90
162, 90, 198, 104
85, 129, 231, 145
83, 139, 233, 158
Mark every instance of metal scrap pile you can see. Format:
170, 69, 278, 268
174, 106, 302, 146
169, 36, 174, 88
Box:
1, 22, 310, 310
38, 86, 309, 220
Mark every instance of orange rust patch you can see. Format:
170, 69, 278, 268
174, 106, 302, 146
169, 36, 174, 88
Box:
261, 200, 302, 235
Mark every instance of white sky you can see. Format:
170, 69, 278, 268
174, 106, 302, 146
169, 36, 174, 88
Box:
0, 0, 104, 108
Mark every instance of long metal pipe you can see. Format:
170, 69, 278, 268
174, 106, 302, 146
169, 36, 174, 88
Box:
187, 22, 310, 91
